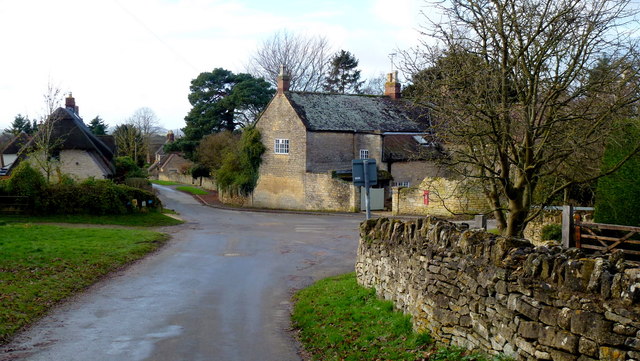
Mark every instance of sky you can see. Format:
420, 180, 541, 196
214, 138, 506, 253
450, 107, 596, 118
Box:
0, 0, 427, 134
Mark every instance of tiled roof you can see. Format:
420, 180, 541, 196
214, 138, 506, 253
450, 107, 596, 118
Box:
285, 92, 430, 132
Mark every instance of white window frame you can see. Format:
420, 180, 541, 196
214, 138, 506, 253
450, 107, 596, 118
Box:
274, 138, 289, 154
359, 149, 369, 159
394, 181, 411, 188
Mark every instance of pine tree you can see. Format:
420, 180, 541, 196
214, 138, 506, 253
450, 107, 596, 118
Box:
5, 114, 33, 135
323, 50, 364, 94
87, 116, 108, 135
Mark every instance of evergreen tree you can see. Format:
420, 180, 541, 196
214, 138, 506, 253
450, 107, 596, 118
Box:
183, 68, 274, 141
87, 116, 107, 135
5, 114, 33, 135
323, 50, 364, 94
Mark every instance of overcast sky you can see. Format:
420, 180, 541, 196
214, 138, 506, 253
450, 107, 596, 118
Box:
0, 0, 426, 133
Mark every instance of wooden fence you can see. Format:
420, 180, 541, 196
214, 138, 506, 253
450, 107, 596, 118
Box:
562, 205, 640, 257
0, 195, 29, 214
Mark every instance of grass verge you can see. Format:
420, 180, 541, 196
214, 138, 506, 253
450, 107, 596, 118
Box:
150, 180, 181, 186
0, 224, 168, 344
0, 212, 183, 227
176, 186, 209, 195
292, 273, 510, 361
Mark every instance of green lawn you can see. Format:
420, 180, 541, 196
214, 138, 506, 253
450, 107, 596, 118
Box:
292, 273, 511, 361
0, 224, 168, 343
0, 212, 183, 227
175, 186, 209, 195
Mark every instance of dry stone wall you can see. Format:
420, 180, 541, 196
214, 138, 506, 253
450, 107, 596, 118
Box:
356, 217, 640, 361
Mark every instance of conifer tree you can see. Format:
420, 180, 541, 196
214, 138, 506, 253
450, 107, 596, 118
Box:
323, 50, 364, 94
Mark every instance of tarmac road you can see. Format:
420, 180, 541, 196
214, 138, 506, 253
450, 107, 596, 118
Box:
1, 185, 362, 361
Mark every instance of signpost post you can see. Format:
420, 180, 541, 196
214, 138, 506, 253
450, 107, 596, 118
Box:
352, 159, 377, 220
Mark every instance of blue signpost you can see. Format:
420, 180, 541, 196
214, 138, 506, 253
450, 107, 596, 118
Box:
352, 159, 377, 219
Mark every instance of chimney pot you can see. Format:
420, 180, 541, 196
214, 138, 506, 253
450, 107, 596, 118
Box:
384, 71, 401, 99
65, 93, 79, 114
277, 65, 290, 94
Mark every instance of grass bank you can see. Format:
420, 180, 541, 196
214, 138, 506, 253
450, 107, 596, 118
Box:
176, 186, 209, 195
0, 211, 183, 227
292, 273, 510, 361
0, 223, 169, 344
150, 180, 181, 186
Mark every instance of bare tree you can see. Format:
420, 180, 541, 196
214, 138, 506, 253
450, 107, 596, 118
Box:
246, 30, 332, 92
128, 107, 163, 164
27, 80, 65, 182
403, 0, 640, 237
361, 73, 387, 95
113, 123, 144, 165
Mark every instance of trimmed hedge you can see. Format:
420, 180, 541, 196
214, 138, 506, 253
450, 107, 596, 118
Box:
39, 180, 160, 215
594, 119, 640, 226
1, 163, 161, 216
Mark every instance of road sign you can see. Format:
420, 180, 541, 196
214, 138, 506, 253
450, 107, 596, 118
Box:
352, 159, 377, 187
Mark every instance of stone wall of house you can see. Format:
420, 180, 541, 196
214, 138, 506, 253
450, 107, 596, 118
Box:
389, 161, 440, 188
306, 132, 354, 172
356, 217, 640, 361
254, 93, 308, 209
59, 150, 109, 180
160, 154, 193, 175
392, 177, 487, 217
355, 133, 384, 167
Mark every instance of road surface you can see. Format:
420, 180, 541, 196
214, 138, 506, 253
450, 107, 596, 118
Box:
1, 185, 362, 361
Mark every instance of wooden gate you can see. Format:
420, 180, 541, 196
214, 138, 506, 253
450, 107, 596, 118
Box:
575, 222, 640, 256
562, 205, 640, 257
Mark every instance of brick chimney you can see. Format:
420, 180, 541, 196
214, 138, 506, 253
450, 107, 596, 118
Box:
65, 93, 79, 114
166, 130, 175, 143
384, 71, 401, 99
277, 64, 290, 94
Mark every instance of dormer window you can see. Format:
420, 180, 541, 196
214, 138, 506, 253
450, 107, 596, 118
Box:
275, 139, 289, 154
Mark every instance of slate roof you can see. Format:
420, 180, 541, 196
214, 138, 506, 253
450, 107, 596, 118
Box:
285, 92, 430, 132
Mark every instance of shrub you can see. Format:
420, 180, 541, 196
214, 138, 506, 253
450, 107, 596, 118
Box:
6, 162, 46, 197
541, 223, 562, 241
114, 156, 147, 183
124, 177, 152, 192
216, 127, 265, 195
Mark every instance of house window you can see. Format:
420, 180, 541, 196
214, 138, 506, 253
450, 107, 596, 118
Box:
275, 139, 289, 154
394, 181, 411, 187
359, 149, 369, 159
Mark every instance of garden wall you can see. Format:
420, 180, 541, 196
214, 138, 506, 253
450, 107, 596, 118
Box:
157, 173, 217, 190
392, 177, 487, 217
356, 217, 640, 361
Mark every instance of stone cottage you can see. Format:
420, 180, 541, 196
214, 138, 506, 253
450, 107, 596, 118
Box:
251, 68, 438, 212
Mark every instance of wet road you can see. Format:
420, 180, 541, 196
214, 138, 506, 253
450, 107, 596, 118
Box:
1, 185, 362, 361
